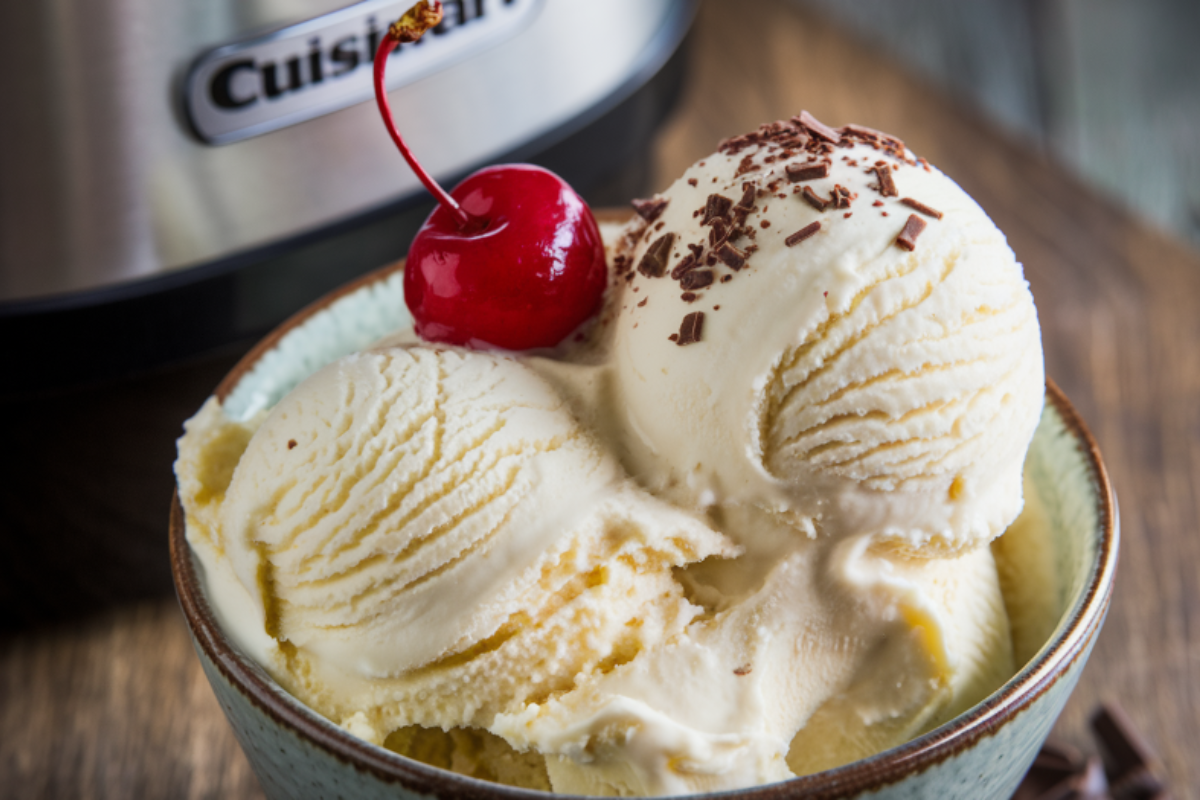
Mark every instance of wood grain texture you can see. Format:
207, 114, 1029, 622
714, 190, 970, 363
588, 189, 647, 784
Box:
1, 0, 1196, 797
0, 602, 264, 799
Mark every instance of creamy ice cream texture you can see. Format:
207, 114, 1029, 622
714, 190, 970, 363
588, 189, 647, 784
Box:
177, 115, 1044, 796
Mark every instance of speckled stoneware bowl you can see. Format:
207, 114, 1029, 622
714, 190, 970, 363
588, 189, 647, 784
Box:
170, 219, 1117, 800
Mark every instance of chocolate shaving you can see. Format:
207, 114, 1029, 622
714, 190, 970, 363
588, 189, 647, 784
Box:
895, 214, 926, 251
1034, 742, 1085, 775
637, 298, 647, 307
831, 184, 853, 209
680, 269, 714, 291
801, 186, 829, 211
736, 182, 757, 210
702, 194, 733, 225
287, 439, 297, 450
670, 253, 697, 280
735, 154, 758, 177
733, 665, 752, 676
1014, 740, 1083, 800
796, 110, 841, 144
1014, 742, 1111, 800
900, 197, 944, 219
675, 311, 705, 346
687, 178, 697, 187
715, 242, 747, 270
709, 219, 731, 248
719, 119, 809, 156
841, 124, 914, 163
786, 162, 829, 182
785, 221, 821, 246
631, 196, 668, 222
840, 123, 895, 143
681, 292, 697, 302
871, 164, 898, 197
1091, 704, 1168, 797
637, 233, 675, 277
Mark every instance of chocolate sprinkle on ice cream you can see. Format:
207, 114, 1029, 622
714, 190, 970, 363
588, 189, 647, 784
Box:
831, 185, 853, 209
632, 196, 669, 222
638, 233, 675, 277
895, 214, 927, 251
871, 164, 898, 197
703, 194, 734, 225
715, 242, 747, 270
786, 162, 829, 182
801, 186, 829, 211
675, 311, 705, 345
785, 221, 821, 246
680, 269, 714, 291
900, 197, 944, 219
797, 110, 841, 144
671, 254, 698, 280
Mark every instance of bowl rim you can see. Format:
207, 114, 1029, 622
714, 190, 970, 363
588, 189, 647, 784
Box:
171, 233, 1118, 800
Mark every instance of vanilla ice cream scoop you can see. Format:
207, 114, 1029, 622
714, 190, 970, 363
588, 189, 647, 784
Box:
177, 344, 735, 742
609, 116, 1043, 554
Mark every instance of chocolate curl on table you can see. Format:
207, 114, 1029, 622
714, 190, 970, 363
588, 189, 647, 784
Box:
1014, 704, 1173, 800
1091, 704, 1171, 799
1013, 741, 1108, 800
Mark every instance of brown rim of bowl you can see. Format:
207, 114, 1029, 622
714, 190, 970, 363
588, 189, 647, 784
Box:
171, 212, 1118, 799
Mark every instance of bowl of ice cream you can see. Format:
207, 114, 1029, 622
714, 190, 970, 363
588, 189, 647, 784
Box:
170, 115, 1117, 800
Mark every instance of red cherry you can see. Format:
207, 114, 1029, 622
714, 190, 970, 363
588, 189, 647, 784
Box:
373, 2, 606, 350
405, 165, 606, 349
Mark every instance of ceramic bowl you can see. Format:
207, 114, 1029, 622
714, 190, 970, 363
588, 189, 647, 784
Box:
170, 235, 1117, 800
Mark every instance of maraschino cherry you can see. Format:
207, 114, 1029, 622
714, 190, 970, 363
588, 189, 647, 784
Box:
373, 1, 607, 350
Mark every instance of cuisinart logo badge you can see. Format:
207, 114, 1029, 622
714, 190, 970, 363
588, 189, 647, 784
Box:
185, 0, 542, 144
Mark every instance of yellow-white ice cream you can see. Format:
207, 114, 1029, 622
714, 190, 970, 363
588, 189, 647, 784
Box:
606, 118, 1043, 555
179, 345, 735, 746
177, 115, 1045, 796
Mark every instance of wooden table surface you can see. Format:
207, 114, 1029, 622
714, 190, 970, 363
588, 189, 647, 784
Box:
3, 1, 1197, 797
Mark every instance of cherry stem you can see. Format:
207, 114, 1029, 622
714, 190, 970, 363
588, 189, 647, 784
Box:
372, 5, 476, 230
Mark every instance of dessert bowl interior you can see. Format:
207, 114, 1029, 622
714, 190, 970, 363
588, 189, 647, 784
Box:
170, 245, 1117, 800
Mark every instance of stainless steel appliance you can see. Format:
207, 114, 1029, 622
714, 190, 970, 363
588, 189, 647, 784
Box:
0, 0, 693, 389
0, 0, 693, 628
